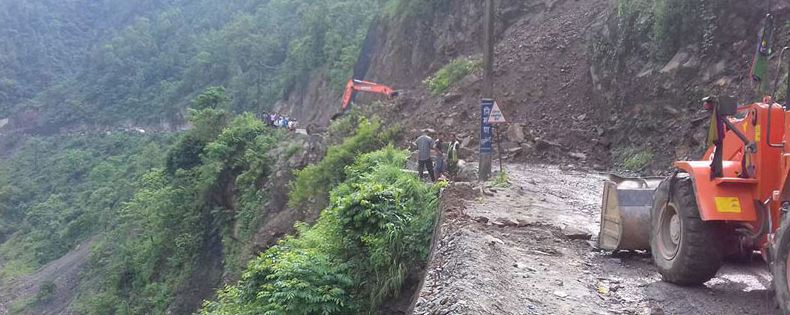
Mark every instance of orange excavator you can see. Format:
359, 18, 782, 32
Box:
331, 79, 399, 120
599, 14, 790, 312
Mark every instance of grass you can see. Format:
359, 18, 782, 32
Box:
9, 297, 35, 315
424, 57, 481, 96
0, 251, 37, 281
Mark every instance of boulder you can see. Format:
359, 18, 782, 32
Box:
494, 217, 519, 227
456, 161, 478, 181
535, 138, 562, 151
562, 226, 592, 240
506, 123, 526, 143
461, 136, 473, 148
659, 50, 690, 74
569, 152, 587, 160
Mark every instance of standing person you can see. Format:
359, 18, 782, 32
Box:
415, 130, 435, 182
447, 133, 461, 180
262, 112, 271, 126
433, 134, 446, 179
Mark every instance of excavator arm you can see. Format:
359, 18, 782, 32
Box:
334, 79, 399, 120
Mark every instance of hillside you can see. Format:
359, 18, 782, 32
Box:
0, 0, 379, 133
4, 0, 790, 314
352, 0, 790, 171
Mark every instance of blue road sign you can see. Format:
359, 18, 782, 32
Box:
480, 98, 494, 154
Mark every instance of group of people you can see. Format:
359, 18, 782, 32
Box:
261, 112, 298, 131
415, 129, 460, 182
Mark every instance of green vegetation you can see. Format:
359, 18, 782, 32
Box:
76, 96, 284, 314
9, 298, 35, 315
36, 281, 57, 303
1, 1, 439, 313
424, 58, 482, 96
202, 147, 442, 314
5, 280, 57, 315
383, 0, 451, 19
596, 0, 725, 69
492, 171, 511, 188
0, 133, 173, 280
652, 0, 720, 60
289, 115, 401, 212
1, 0, 385, 125
621, 148, 654, 172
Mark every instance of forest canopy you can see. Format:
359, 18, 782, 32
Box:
0, 0, 382, 126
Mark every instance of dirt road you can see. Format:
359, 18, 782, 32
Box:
413, 164, 777, 315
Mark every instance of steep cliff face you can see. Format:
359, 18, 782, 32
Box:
286, 0, 790, 171
280, 0, 532, 125
591, 1, 790, 169
353, 0, 612, 164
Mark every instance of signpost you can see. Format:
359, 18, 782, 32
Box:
487, 101, 507, 124
486, 101, 508, 174
480, 0, 495, 181
480, 99, 495, 154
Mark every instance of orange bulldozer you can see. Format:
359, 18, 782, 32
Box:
598, 14, 790, 312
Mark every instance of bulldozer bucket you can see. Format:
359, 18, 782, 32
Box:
597, 175, 663, 251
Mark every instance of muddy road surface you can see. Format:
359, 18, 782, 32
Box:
413, 164, 777, 315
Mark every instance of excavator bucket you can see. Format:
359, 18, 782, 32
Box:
597, 175, 663, 251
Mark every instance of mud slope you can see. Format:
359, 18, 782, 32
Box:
347, 0, 790, 171
413, 164, 776, 315
0, 240, 92, 315
359, 0, 614, 166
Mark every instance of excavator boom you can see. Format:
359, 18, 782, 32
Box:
334, 79, 399, 120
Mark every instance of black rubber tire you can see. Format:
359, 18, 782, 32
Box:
650, 174, 723, 285
772, 211, 790, 313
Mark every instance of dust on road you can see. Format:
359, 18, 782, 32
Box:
413, 164, 777, 315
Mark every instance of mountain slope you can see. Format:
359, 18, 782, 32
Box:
1, 0, 382, 132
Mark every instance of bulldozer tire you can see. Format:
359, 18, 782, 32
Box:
650, 174, 723, 285
771, 211, 790, 313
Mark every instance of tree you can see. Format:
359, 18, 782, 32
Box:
191, 86, 231, 110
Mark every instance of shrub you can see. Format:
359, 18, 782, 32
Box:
615, 0, 723, 61
623, 149, 654, 171
288, 117, 400, 211
75, 111, 282, 314
424, 58, 481, 96
203, 147, 442, 314
492, 171, 510, 188
36, 280, 57, 303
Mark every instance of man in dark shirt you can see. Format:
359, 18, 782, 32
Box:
433, 135, 445, 178
415, 130, 435, 182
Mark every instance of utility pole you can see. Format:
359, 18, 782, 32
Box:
479, 0, 495, 181
483, 0, 494, 97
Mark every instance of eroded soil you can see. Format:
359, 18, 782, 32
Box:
0, 239, 92, 315
414, 163, 777, 315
